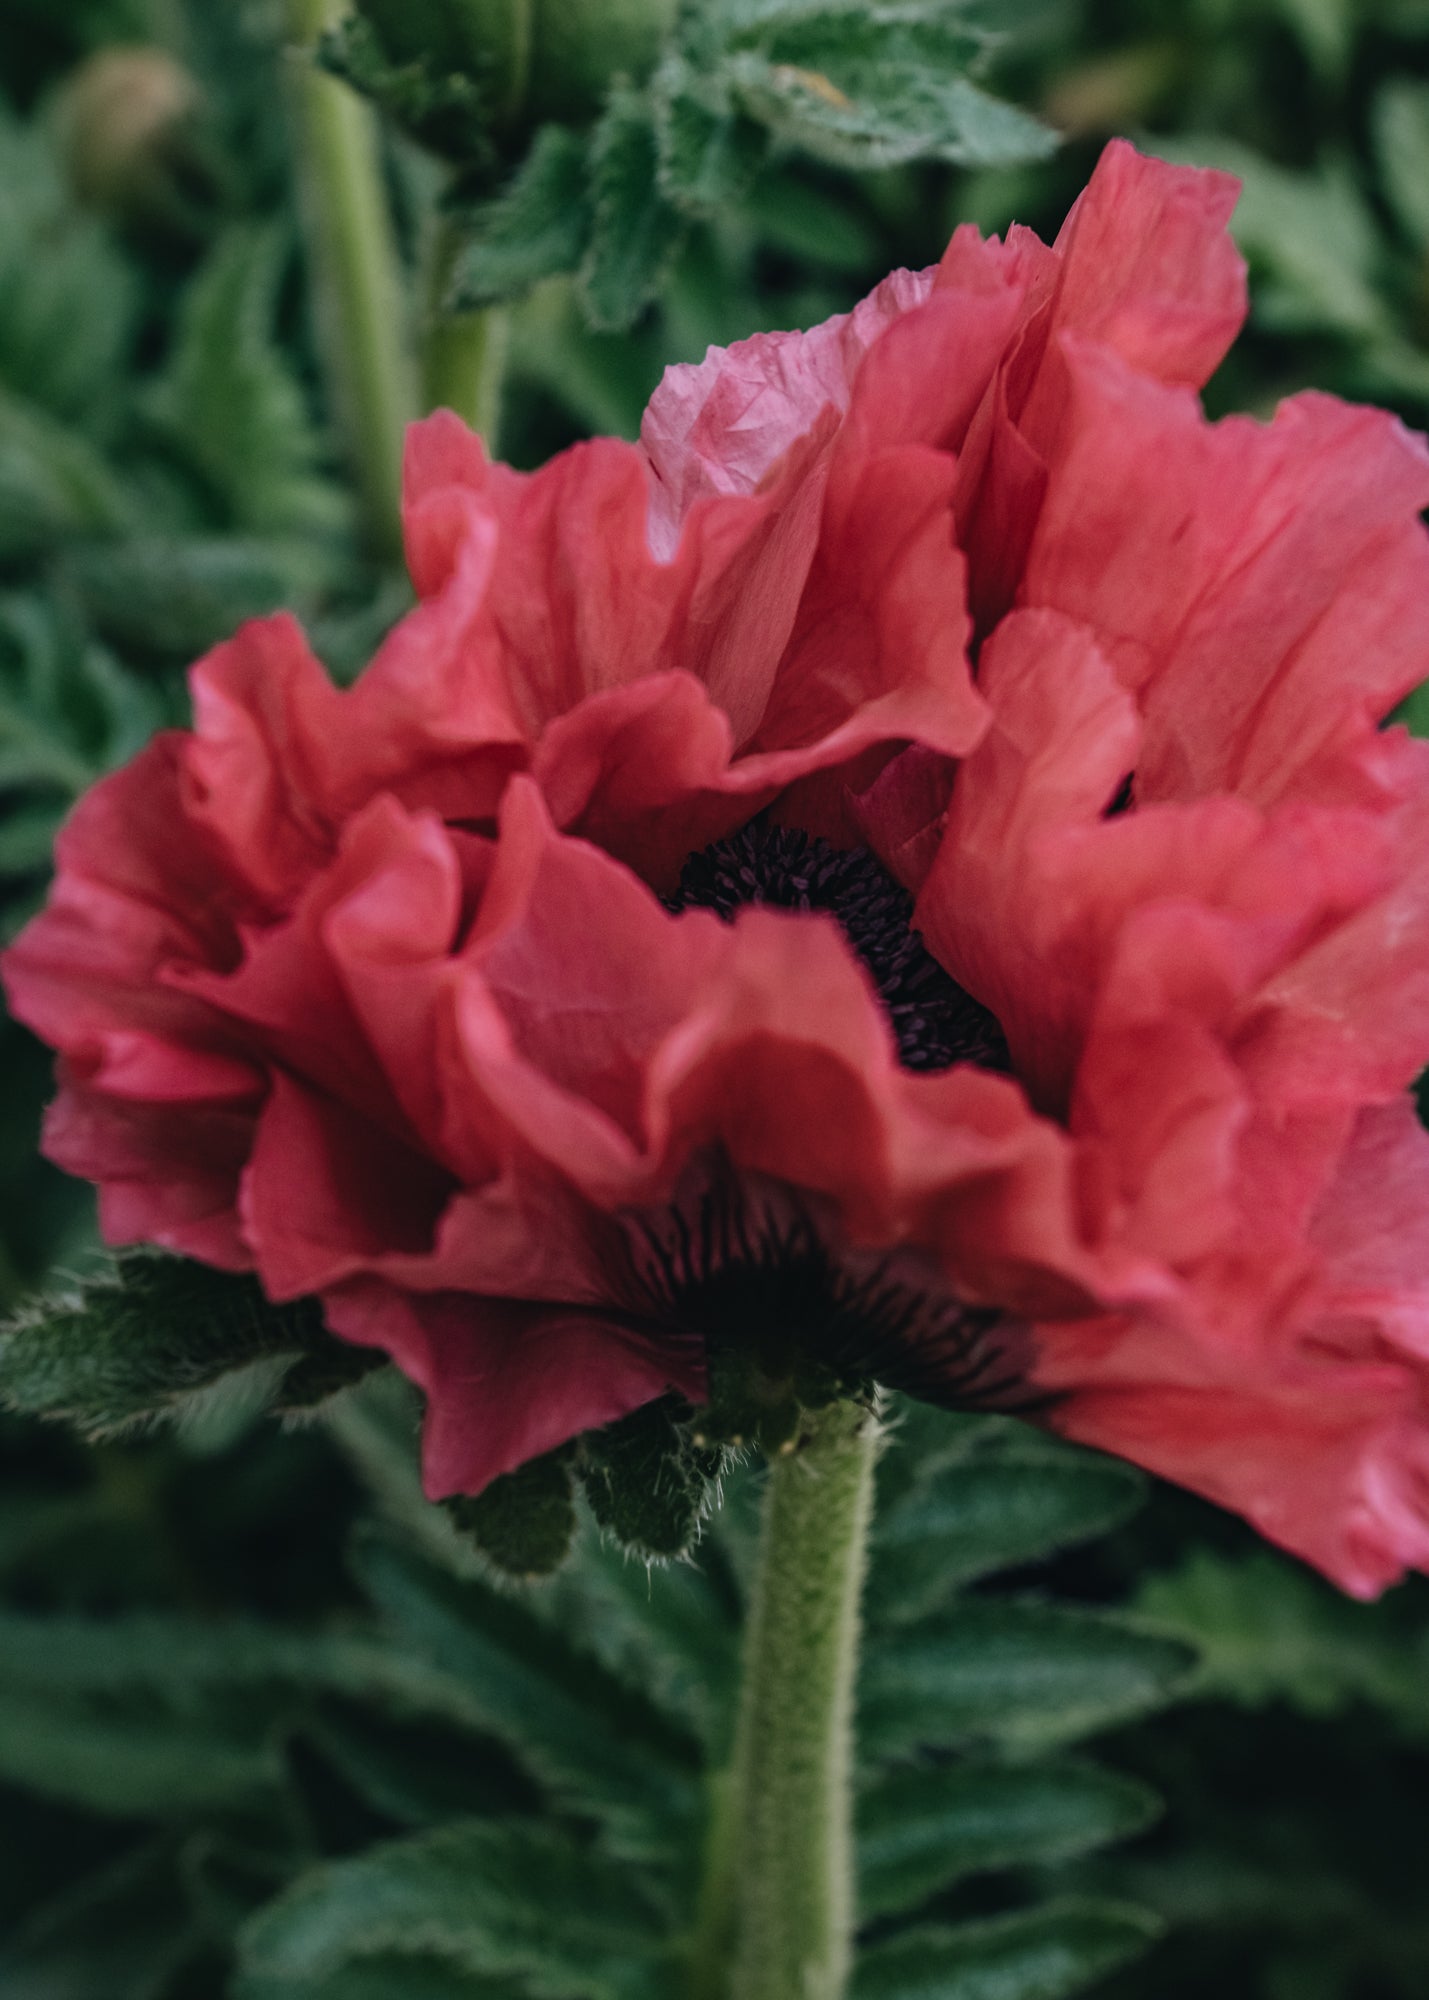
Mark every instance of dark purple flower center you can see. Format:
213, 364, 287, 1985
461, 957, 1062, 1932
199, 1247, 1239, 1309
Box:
669, 823, 1010, 1075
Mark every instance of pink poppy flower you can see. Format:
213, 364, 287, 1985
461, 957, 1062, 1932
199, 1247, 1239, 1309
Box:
7, 140, 1429, 1595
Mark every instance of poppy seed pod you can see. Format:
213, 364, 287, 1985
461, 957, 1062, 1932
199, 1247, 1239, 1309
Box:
353, 0, 677, 125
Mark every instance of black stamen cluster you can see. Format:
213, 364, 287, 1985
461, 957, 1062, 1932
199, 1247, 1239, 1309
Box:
619, 1174, 1043, 1438
670, 823, 1010, 1074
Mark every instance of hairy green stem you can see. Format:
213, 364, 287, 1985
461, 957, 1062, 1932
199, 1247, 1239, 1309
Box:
421, 213, 509, 449
286, 0, 415, 561
704, 1400, 880, 2000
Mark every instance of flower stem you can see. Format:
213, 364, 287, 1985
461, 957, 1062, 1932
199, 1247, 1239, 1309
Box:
285, 0, 416, 562
420, 212, 509, 451
703, 1399, 880, 2000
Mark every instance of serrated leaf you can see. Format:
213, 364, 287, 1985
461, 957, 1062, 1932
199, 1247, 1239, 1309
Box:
538, 1493, 742, 1749
447, 126, 593, 309
852, 1899, 1161, 2000
0, 1686, 278, 1815
579, 1396, 724, 1562
0, 1251, 329, 1436
653, 58, 767, 211
1134, 1548, 1429, 1736
60, 534, 338, 660
867, 1454, 1144, 1624
0, 106, 140, 422
445, 1445, 579, 1578
318, 16, 495, 168
353, 1534, 703, 1861
236, 1818, 666, 2000
720, 3, 1055, 172
0, 1839, 207, 2000
859, 1760, 1160, 1920
860, 1600, 1195, 1759
0, 591, 158, 803
1374, 80, 1429, 250
145, 226, 348, 536
0, 386, 131, 562
580, 89, 686, 331
244, 1957, 517, 2000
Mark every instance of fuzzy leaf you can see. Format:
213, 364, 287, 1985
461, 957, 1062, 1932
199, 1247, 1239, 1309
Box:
318, 16, 494, 168
145, 226, 348, 536
852, 1900, 1162, 2000
0, 1251, 329, 1436
580, 89, 686, 330
1374, 80, 1429, 250
1134, 1548, 1429, 1736
539, 1501, 743, 1750
0, 387, 130, 562
0, 106, 140, 421
721, 2, 1055, 171
579, 1397, 724, 1561
352, 1534, 703, 1860
654, 59, 767, 210
60, 534, 337, 660
0, 594, 158, 845
447, 125, 592, 308
859, 1760, 1161, 1919
444, 1446, 579, 1578
867, 1453, 1145, 1624
860, 1600, 1195, 1759
0, 1687, 278, 1816
244, 1958, 516, 2000
235, 1818, 666, 1999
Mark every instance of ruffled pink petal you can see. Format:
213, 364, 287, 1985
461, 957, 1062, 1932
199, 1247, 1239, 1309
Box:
1025, 344, 1429, 807
640, 265, 936, 536
324, 1279, 705, 1497
241, 1070, 457, 1300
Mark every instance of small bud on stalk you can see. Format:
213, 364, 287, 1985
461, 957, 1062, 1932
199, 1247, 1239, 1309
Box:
58, 47, 218, 234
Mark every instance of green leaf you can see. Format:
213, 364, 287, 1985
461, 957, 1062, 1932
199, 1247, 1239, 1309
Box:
60, 534, 338, 660
538, 1498, 742, 1750
0, 105, 140, 422
1163, 139, 1387, 341
859, 1759, 1160, 1920
1134, 1548, 1429, 1737
721, 3, 1055, 172
579, 1396, 724, 1562
860, 1600, 1195, 1759
1374, 80, 1429, 251
580, 89, 686, 331
0, 1686, 278, 1815
318, 16, 495, 168
444, 1446, 579, 1579
352, 1534, 703, 1860
447, 126, 593, 309
0, 1251, 329, 1436
145, 226, 348, 537
653, 58, 767, 211
852, 1900, 1161, 2000
236, 1818, 666, 2000
0, 591, 158, 804
0, 386, 130, 562
244, 1957, 517, 2000
867, 1451, 1144, 1624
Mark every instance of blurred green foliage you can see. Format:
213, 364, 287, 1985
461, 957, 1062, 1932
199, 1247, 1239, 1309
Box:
1, 0, 1428, 1995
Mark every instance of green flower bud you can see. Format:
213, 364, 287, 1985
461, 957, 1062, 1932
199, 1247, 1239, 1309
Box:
57, 47, 212, 229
